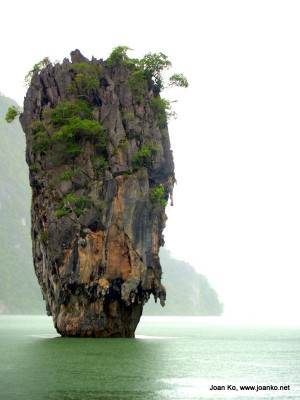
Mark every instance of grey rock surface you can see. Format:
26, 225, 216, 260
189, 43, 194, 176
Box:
20, 50, 175, 337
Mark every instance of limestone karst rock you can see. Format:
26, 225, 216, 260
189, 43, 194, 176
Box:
19, 50, 175, 337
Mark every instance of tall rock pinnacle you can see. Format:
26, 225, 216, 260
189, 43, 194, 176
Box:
20, 49, 177, 337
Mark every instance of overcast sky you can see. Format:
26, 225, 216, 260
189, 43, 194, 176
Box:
1, 0, 300, 320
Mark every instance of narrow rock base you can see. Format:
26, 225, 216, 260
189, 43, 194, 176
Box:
54, 300, 143, 338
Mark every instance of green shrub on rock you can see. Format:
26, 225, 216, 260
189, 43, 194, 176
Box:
49, 100, 107, 161
127, 70, 148, 103
69, 62, 102, 95
50, 100, 93, 125
32, 131, 51, 154
55, 209, 71, 218
150, 186, 168, 208
150, 97, 176, 128
56, 194, 93, 218
132, 142, 159, 170
106, 46, 133, 67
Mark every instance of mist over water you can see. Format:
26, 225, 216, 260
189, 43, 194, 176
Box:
1, 316, 300, 400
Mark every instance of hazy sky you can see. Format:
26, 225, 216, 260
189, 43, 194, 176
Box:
1, 0, 300, 319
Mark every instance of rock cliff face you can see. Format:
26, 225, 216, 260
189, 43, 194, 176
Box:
20, 50, 175, 337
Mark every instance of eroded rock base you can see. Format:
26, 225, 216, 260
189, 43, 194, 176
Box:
55, 300, 143, 338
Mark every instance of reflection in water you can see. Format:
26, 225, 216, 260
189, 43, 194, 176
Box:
5, 326, 171, 399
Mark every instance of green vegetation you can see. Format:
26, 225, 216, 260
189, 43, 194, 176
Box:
161, 128, 168, 137
59, 170, 75, 180
50, 99, 93, 125
126, 47, 187, 123
69, 62, 102, 95
118, 137, 128, 150
29, 163, 41, 172
140, 52, 189, 92
55, 209, 70, 218
9, 47, 187, 173
5, 105, 21, 123
126, 112, 134, 120
29, 120, 44, 133
132, 141, 159, 170
98, 201, 107, 211
169, 73, 189, 88
59, 168, 81, 181
106, 46, 134, 67
29, 99, 107, 162
39, 231, 48, 244
72, 195, 93, 216
107, 46, 188, 107
32, 131, 51, 154
30, 120, 50, 154
150, 186, 168, 208
54, 117, 104, 141
0, 96, 222, 315
111, 137, 129, 157
56, 194, 93, 218
50, 101, 106, 157
69, 62, 86, 73
24, 57, 51, 86
140, 52, 172, 92
150, 97, 176, 128
93, 156, 109, 178
127, 70, 148, 103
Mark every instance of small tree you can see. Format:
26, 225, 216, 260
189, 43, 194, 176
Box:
24, 57, 51, 86
140, 53, 188, 93
5, 106, 20, 123
107, 46, 189, 96
106, 46, 133, 67
168, 73, 189, 88
140, 52, 172, 91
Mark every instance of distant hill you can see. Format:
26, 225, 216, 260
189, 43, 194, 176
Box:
144, 248, 223, 315
0, 94, 44, 313
0, 94, 222, 316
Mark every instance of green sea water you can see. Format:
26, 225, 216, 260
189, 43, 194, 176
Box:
0, 316, 299, 400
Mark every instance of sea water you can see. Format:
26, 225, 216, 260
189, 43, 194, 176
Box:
0, 315, 299, 400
